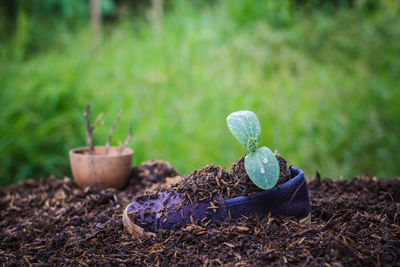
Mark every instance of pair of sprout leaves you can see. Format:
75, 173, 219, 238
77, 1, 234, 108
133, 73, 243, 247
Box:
227, 111, 279, 190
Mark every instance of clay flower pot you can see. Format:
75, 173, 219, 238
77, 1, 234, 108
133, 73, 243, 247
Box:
69, 146, 133, 189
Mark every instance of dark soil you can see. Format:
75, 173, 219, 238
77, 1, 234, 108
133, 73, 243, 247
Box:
171, 153, 291, 205
128, 160, 179, 192
1, 161, 399, 266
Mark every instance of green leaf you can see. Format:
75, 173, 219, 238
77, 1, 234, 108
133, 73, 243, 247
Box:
244, 146, 279, 190
226, 111, 261, 152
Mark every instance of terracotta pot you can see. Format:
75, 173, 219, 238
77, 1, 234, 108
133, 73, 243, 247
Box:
69, 146, 133, 189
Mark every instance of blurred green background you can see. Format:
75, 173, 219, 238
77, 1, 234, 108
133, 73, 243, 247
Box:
1, 0, 399, 186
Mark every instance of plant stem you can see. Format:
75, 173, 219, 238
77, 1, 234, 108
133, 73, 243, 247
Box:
93, 112, 104, 128
105, 109, 123, 154
84, 103, 103, 155
84, 104, 94, 154
119, 119, 133, 154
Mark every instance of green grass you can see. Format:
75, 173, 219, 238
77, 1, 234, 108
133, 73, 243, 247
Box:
1, 0, 399, 185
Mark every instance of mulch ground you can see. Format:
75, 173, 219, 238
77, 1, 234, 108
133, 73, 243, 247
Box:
1, 160, 399, 266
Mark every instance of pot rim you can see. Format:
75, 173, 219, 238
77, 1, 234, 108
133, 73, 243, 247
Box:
69, 146, 133, 158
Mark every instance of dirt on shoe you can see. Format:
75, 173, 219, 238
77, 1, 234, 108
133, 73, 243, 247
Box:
229, 152, 292, 187
169, 153, 292, 205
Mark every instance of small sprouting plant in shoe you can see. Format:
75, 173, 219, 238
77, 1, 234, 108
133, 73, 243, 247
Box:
227, 111, 279, 190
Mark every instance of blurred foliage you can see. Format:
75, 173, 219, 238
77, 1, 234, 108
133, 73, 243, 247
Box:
0, 0, 399, 185
0, 0, 115, 59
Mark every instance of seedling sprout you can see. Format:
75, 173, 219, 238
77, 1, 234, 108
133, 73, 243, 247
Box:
227, 111, 279, 190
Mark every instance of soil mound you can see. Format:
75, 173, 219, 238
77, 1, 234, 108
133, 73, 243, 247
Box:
0, 161, 399, 266
171, 153, 291, 204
